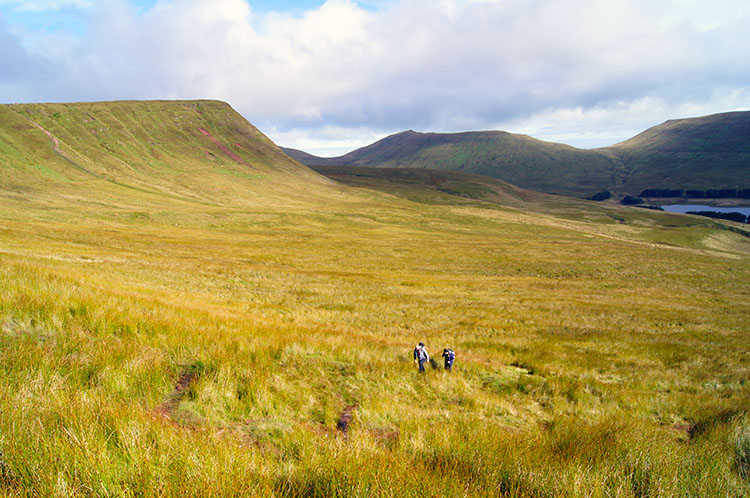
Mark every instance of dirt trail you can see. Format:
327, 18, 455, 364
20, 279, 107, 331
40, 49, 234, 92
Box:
21, 115, 103, 179
198, 128, 253, 168
155, 369, 199, 421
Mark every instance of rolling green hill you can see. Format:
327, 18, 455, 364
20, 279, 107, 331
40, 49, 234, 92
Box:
604, 111, 750, 191
1, 101, 749, 497
283, 130, 620, 198
283, 111, 750, 199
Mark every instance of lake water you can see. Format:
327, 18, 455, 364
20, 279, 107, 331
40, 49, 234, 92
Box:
662, 204, 750, 216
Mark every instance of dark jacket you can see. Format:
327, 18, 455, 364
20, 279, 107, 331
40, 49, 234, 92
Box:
442, 349, 455, 364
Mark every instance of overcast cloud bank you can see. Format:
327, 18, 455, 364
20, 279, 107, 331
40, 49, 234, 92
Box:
1, 0, 749, 153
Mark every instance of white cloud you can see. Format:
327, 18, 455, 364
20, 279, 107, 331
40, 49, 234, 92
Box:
2, 0, 749, 150
499, 90, 750, 149
265, 122, 391, 157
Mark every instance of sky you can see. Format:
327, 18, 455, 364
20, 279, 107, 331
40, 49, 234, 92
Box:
1, 0, 749, 155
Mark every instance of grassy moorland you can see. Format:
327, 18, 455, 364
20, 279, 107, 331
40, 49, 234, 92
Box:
0, 101, 749, 497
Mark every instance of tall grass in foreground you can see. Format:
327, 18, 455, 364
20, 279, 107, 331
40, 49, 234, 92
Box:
0, 172, 749, 495
1, 235, 748, 496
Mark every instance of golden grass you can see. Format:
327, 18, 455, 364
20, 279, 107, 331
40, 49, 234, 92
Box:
1, 181, 748, 497
0, 101, 749, 496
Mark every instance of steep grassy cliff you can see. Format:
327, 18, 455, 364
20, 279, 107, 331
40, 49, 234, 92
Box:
1, 100, 327, 208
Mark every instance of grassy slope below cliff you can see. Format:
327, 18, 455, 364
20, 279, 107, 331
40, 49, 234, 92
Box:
1, 101, 749, 497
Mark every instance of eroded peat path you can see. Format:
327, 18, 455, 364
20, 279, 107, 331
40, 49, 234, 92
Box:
154, 368, 200, 423
154, 366, 364, 446
21, 116, 103, 179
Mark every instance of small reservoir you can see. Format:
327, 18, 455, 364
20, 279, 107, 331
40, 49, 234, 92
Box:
662, 204, 750, 216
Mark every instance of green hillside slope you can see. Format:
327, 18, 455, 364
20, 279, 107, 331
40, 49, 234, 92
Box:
606, 111, 750, 191
284, 111, 750, 199
285, 130, 619, 197
1, 101, 749, 497
1, 100, 327, 208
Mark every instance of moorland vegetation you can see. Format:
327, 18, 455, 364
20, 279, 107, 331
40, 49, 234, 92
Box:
0, 101, 749, 497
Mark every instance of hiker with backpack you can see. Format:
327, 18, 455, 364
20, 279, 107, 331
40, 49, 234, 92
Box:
413, 342, 429, 373
442, 348, 455, 372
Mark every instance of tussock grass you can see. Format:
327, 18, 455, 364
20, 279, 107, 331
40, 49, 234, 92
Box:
1, 196, 747, 496
733, 414, 750, 482
0, 101, 749, 496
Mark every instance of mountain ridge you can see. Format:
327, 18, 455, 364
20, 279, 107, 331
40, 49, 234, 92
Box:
283, 111, 750, 199
283, 129, 618, 198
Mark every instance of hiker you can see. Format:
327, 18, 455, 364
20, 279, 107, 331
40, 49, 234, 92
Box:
413, 342, 429, 373
442, 348, 455, 372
